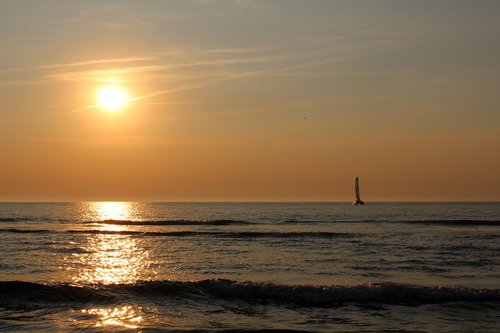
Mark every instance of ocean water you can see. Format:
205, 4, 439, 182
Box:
0, 202, 499, 332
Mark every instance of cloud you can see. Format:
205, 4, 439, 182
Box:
1, 41, 351, 110
3, 57, 155, 74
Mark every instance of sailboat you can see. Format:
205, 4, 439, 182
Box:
352, 177, 365, 205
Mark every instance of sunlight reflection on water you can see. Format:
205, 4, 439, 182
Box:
80, 305, 143, 329
70, 203, 154, 329
73, 203, 154, 285
92, 202, 132, 221
72, 233, 153, 285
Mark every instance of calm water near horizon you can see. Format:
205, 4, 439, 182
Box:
1, 202, 499, 332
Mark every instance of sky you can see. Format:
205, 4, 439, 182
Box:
0, 0, 499, 202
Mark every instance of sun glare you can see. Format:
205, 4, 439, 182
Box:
97, 87, 128, 111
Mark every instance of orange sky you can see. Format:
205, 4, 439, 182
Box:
0, 1, 499, 201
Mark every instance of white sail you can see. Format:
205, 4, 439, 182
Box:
352, 177, 365, 205
355, 177, 361, 201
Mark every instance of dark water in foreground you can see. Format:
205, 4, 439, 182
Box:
0, 202, 499, 332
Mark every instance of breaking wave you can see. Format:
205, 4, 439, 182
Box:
1, 280, 499, 307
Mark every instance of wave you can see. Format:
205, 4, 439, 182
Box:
0, 217, 20, 222
0, 228, 51, 233
0, 228, 351, 239
280, 220, 328, 224
279, 219, 500, 226
200, 280, 500, 306
0, 281, 114, 304
4, 217, 499, 226
0, 217, 53, 223
97, 219, 254, 226
402, 219, 500, 226
1, 280, 499, 308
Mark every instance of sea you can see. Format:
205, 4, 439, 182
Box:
0, 202, 499, 332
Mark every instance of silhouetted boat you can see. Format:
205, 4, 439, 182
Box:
352, 177, 365, 205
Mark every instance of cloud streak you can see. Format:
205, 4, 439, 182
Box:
1, 57, 155, 74
1, 41, 353, 112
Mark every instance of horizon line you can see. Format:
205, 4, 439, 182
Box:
0, 200, 498, 204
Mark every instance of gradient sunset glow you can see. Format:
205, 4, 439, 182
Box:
0, 1, 499, 202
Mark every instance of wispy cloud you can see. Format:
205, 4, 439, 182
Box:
36, 57, 155, 70
44, 55, 288, 83
45, 65, 168, 83
2, 57, 155, 74
1, 41, 354, 110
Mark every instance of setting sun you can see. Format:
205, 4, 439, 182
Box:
97, 87, 128, 111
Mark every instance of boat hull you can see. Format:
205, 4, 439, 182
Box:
352, 200, 365, 206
